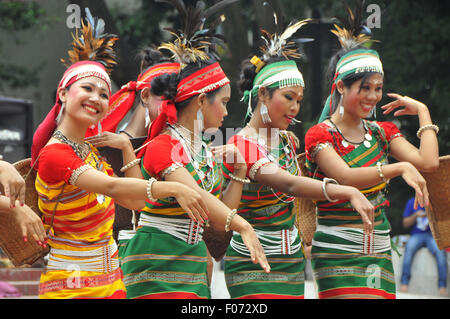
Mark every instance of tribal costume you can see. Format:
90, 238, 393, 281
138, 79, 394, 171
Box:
223, 13, 312, 298
119, 0, 233, 298
31, 9, 124, 299
305, 120, 401, 299
223, 131, 305, 299
304, 1, 398, 299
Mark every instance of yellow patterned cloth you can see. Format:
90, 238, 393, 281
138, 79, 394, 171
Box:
36, 143, 125, 299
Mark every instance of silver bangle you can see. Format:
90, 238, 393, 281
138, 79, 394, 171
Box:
120, 158, 141, 173
249, 158, 271, 180
225, 209, 237, 232
322, 177, 339, 203
229, 173, 250, 184
146, 177, 157, 202
416, 124, 439, 139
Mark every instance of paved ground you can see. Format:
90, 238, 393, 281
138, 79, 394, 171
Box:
210, 260, 449, 299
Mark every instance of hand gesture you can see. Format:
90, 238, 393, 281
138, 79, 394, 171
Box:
12, 204, 47, 247
0, 160, 26, 208
400, 162, 429, 209
238, 222, 271, 273
347, 187, 375, 235
211, 144, 247, 172
85, 131, 132, 151
172, 183, 210, 224
381, 93, 428, 117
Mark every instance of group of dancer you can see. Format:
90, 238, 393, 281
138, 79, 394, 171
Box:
0, 0, 439, 299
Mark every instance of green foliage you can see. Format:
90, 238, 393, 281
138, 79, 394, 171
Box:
0, 1, 45, 30
0, 1, 46, 91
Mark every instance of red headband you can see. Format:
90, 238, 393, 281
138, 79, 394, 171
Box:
85, 62, 180, 137
147, 62, 229, 144
31, 61, 110, 167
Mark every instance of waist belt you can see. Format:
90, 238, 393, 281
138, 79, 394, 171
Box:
313, 224, 391, 254
230, 226, 301, 256
138, 214, 203, 245
47, 239, 119, 273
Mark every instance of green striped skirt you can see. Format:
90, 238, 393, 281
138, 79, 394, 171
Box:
119, 226, 210, 299
311, 220, 396, 299
224, 232, 305, 299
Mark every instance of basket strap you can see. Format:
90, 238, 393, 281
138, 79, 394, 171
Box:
47, 183, 66, 236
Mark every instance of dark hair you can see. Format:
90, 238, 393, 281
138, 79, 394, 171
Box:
326, 46, 384, 114
150, 55, 223, 112
238, 55, 287, 109
136, 47, 169, 73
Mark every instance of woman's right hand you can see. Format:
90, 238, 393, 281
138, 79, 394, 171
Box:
399, 162, 429, 209
347, 187, 375, 235
171, 183, 210, 224
236, 221, 271, 273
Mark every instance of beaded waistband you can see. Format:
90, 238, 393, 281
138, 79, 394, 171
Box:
138, 214, 203, 245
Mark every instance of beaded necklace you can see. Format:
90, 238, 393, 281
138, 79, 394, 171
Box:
245, 125, 299, 203
328, 119, 373, 148
168, 124, 216, 192
52, 130, 105, 203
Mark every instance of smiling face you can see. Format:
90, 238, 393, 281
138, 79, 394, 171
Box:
59, 76, 110, 126
262, 85, 304, 130
201, 84, 231, 130
339, 73, 384, 119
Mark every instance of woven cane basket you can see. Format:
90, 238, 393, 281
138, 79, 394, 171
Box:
0, 158, 49, 266
423, 155, 450, 250
294, 153, 317, 246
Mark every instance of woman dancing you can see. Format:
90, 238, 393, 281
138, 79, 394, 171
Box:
222, 13, 375, 299
304, 1, 438, 299
31, 9, 207, 299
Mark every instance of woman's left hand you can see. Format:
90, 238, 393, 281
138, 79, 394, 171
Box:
0, 160, 26, 208
381, 93, 428, 117
211, 144, 247, 172
85, 132, 132, 151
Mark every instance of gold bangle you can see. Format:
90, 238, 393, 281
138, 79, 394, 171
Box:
120, 158, 141, 173
376, 161, 388, 183
225, 209, 237, 232
416, 124, 439, 139
229, 173, 250, 184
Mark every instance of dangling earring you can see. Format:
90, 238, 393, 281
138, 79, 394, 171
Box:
260, 102, 272, 124
56, 102, 65, 124
196, 109, 204, 133
145, 107, 150, 128
372, 107, 377, 119
338, 96, 344, 118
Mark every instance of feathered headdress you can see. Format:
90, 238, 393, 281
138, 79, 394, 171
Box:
31, 8, 119, 166
330, 0, 374, 50
259, 2, 314, 61
61, 8, 118, 74
156, 0, 238, 66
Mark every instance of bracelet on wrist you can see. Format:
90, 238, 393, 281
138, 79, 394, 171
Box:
225, 209, 238, 232
229, 173, 250, 184
416, 124, 439, 139
376, 161, 389, 183
146, 177, 157, 202
120, 130, 134, 139
120, 158, 141, 173
322, 177, 339, 203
